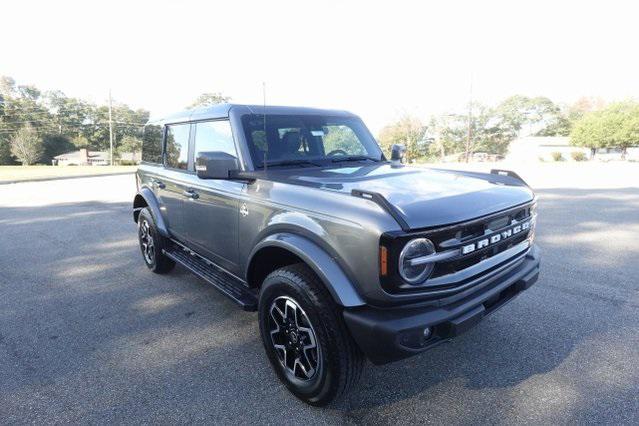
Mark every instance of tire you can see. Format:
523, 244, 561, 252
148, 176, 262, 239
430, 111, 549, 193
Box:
258, 263, 364, 406
137, 207, 175, 274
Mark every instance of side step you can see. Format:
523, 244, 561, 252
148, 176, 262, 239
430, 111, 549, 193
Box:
163, 243, 258, 311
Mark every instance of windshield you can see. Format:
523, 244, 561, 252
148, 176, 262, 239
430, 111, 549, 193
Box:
241, 114, 384, 168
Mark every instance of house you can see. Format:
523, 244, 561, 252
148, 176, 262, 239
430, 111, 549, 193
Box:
53, 149, 109, 166
53, 149, 141, 165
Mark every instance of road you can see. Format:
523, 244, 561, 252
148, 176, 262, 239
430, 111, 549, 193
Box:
1, 170, 638, 424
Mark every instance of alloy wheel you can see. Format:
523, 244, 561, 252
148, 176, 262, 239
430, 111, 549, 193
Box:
268, 296, 320, 381
139, 219, 155, 265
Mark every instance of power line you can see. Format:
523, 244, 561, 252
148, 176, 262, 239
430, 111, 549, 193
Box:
0, 118, 146, 126
0, 123, 145, 135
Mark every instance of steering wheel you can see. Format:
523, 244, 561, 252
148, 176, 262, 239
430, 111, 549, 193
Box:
326, 149, 348, 157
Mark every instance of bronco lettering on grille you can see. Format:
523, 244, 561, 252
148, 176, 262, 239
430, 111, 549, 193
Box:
461, 220, 530, 255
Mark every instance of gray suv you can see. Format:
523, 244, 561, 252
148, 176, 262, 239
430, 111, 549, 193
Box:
133, 104, 540, 405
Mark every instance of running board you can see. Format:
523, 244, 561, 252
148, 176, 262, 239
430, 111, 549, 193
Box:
163, 243, 258, 311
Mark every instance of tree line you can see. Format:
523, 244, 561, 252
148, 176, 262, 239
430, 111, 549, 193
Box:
0, 76, 151, 165
0, 75, 229, 165
378, 95, 639, 162
2, 74, 636, 165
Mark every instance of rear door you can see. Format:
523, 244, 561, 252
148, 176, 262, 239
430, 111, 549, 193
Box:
181, 120, 244, 273
158, 122, 192, 241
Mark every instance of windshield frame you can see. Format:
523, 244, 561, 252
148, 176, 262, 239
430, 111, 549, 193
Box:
239, 113, 385, 170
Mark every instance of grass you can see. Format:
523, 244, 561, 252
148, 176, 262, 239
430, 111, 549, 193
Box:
0, 165, 137, 183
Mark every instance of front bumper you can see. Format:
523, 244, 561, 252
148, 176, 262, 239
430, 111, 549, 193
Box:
343, 244, 540, 365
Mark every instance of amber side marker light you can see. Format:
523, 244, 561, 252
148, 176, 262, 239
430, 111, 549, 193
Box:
379, 246, 388, 276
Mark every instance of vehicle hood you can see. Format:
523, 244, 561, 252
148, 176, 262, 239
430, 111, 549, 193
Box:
261, 164, 534, 230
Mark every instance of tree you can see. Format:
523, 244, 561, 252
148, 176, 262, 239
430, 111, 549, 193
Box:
17, 85, 41, 101
323, 126, 365, 155
10, 124, 43, 165
0, 76, 16, 97
0, 76, 151, 157
188, 92, 231, 109
117, 135, 142, 155
571, 101, 639, 158
606, 102, 639, 159
378, 115, 427, 162
0, 136, 13, 164
568, 97, 606, 123
472, 104, 518, 155
42, 134, 74, 163
71, 135, 90, 149
425, 103, 518, 160
494, 95, 566, 136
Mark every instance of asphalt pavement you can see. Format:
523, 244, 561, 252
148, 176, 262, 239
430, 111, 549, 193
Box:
0, 172, 638, 424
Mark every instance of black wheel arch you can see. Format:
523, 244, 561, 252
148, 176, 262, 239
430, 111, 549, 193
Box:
246, 233, 365, 308
133, 187, 170, 237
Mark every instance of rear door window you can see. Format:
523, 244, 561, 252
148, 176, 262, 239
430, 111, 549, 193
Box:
141, 124, 163, 164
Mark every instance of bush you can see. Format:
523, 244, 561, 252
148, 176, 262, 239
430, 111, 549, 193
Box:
551, 151, 564, 162
571, 151, 587, 162
118, 159, 139, 166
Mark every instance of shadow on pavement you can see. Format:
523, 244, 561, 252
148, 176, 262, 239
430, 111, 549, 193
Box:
0, 187, 638, 423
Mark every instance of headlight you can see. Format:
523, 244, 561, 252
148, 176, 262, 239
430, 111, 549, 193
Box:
399, 238, 436, 284
528, 202, 538, 243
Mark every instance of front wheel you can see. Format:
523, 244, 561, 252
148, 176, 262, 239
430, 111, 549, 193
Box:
258, 264, 364, 406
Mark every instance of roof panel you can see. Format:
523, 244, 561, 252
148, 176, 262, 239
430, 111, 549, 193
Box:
147, 103, 356, 125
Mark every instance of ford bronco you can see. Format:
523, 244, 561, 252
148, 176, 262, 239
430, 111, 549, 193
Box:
133, 104, 540, 405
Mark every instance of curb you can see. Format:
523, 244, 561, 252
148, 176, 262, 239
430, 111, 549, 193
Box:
0, 171, 136, 185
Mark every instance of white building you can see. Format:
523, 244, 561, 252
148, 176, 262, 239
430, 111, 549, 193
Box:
53, 149, 109, 166
506, 137, 589, 162
506, 137, 639, 162
53, 149, 141, 165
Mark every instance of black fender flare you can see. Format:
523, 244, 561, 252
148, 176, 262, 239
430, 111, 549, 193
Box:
133, 187, 170, 237
247, 233, 366, 307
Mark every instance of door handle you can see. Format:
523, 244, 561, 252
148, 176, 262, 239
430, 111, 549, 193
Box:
152, 179, 165, 189
182, 189, 199, 199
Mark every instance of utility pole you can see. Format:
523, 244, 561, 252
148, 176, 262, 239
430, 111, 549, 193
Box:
108, 90, 114, 166
465, 76, 473, 163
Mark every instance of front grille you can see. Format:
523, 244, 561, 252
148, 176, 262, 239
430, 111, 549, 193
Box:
380, 201, 536, 296
426, 203, 534, 280
431, 232, 529, 279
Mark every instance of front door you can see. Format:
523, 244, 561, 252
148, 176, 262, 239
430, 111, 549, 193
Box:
181, 120, 244, 274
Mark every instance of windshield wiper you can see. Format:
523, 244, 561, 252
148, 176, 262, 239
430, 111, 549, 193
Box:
263, 159, 323, 168
331, 155, 381, 163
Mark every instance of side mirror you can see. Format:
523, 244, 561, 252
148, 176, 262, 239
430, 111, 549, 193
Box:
196, 151, 239, 179
390, 144, 406, 166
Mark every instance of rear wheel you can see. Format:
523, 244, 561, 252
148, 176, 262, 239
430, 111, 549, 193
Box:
137, 208, 175, 274
258, 264, 364, 406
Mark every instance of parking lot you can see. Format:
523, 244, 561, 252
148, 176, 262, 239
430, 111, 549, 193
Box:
1, 164, 638, 424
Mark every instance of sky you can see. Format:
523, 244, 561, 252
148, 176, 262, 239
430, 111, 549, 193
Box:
2, 0, 639, 134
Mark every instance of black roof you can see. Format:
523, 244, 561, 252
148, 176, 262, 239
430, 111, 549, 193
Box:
149, 103, 357, 125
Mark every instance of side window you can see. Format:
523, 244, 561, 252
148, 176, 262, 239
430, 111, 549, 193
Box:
193, 120, 237, 159
141, 124, 163, 164
165, 123, 190, 170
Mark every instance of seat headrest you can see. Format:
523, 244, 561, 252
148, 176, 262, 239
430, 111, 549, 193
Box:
281, 131, 302, 154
